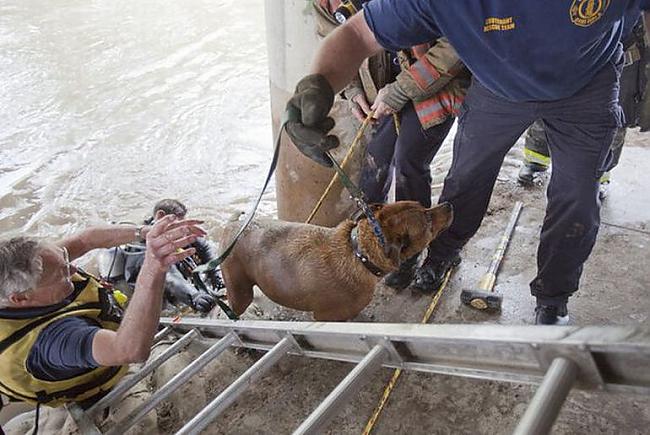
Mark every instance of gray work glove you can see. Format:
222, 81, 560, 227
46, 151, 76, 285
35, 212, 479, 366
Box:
376, 81, 410, 114
285, 74, 339, 167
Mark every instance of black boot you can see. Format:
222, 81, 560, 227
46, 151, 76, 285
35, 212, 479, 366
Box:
517, 162, 548, 185
598, 172, 611, 201
384, 254, 419, 290
535, 303, 569, 325
412, 253, 461, 294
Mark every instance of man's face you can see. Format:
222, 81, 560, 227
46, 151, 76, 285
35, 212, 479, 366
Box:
154, 210, 186, 222
25, 245, 78, 306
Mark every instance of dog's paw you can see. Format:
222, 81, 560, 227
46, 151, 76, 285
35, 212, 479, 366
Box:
191, 293, 217, 313
249, 304, 265, 318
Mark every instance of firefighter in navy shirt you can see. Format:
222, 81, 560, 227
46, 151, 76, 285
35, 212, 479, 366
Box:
284, 0, 650, 324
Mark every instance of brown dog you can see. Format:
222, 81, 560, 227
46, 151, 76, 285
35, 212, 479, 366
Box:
220, 201, 453, 321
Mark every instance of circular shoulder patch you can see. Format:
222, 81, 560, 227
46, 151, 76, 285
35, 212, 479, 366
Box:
570, 0, 611, 27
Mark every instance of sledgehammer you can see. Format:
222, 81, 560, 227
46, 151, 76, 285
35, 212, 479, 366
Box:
461, 201, 523, 311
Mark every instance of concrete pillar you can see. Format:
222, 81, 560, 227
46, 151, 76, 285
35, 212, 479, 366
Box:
265, 0, 366, 226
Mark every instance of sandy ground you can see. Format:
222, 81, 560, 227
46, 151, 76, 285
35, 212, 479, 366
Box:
3, 131, 649, 434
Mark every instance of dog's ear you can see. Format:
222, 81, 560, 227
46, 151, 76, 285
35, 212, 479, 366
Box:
426, 203, 454, 230
425, 208, 434, 224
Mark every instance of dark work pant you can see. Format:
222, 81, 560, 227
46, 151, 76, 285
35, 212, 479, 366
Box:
524, 121, 625, 173
360, 102, 454, 207
429, 57, 623, 306
523, 52, 642, 172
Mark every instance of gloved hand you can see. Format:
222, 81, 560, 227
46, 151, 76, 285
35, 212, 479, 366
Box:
285, 74, 339, 167
371, 82, 410, 118
191, 291, 217, 313
207, 269, 223, 289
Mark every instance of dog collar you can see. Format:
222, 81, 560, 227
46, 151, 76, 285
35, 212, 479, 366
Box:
350, 226, 384, 277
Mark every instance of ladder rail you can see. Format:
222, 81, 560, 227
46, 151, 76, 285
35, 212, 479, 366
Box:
160, 318, 650, 394
66, 319, 650, 435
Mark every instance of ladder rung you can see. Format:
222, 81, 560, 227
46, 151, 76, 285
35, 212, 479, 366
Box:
293, 344, 388, 435
65, 403, 102, 435
88, 329, 199, 416
513, 357, 577, 435
105, 332, 238, 435
153, 326, 174, 344
175, 335, 296, 435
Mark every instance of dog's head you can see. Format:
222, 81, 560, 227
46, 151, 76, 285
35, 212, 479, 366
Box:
359, 201, 453, 271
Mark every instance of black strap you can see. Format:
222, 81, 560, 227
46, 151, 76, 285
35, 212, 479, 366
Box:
191, 270, 239, 320
350, 226, 385, 277
326, 151, 387, 247
31, 403, 40, 435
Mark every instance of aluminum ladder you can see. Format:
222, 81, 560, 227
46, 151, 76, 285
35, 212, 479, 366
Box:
66, 318, 650, 435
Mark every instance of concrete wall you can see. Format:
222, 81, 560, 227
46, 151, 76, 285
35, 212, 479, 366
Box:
264, 0, 367, 226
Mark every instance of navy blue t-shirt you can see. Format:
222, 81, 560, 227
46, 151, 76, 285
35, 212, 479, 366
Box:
623, 5, 645, 39
364, 0, 650, 101
27, 317, 100, 381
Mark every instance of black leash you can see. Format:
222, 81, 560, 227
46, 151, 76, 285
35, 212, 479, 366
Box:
181, 256, 239, 320
192, 113, 288, 276
194, 107, 387, 272
31, 403, 40, 435
324, 150, 386, 247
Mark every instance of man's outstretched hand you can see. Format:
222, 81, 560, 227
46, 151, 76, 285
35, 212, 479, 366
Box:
285, 74, 339, 167
145, 215, 207, 271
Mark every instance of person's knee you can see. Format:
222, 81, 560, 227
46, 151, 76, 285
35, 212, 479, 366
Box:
546, 184, 601, 240
551, 175, 599, 203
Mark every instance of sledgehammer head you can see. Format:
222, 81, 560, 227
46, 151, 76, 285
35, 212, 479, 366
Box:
460, 289, 502, 311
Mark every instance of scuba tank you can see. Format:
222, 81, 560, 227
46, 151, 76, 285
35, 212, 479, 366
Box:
96, 246, 128, 280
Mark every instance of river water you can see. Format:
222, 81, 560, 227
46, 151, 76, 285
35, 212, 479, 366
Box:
0, 0, 274, 245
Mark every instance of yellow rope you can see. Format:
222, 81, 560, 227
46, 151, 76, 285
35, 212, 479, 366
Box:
392, 113, 400, 136
361, 268, 454, 435
305, 111, 375, 224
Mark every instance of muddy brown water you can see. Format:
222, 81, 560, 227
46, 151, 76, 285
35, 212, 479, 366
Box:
0, 0, 274, 248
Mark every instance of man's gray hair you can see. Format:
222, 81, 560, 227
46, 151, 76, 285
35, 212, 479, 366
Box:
0, 237, 43, 306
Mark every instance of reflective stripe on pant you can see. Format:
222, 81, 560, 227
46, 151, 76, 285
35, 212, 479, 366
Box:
359, 102, 454, 208
523, 120, 552, 167
430, 57, 623, 306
